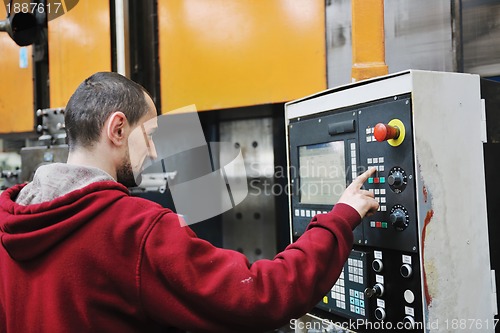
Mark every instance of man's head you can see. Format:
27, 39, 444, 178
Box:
65, 72, 158, 187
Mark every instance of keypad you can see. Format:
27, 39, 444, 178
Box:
348, 258, 364, 284
318, 251, 368, 319
366, 156, 387, 212
330, 269, 346, 309
349, 289, 366, 315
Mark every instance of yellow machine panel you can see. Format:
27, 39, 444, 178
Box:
0, 3, 34, 134
48, 0, 111, 108
351, 0, 388, 82
158, 0, 326, 112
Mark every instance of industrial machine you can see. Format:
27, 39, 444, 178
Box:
286, 70, 497, 332
19, 107, 68, 182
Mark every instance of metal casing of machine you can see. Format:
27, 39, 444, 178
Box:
20, 107, 68, 183
285, 70, 496, 332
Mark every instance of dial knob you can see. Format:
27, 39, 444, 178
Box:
372, 259, 384, 273
404, 316, 416, 329
375, 307, 387, 321
390, 209, 408, 230
388, 171, 403, 187
388, 167, 408, 193
364, 283, 384, 298
401, 264, 413, 278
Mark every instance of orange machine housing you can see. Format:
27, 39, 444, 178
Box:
48, 0, 111, 108
1, 0, 326, 132
158, 0, 327, 112
0, 2, 34, 134
0, 0, 111, 134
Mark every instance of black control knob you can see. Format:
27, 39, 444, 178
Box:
390, 208, 408, 231
388, 167, 408, 193
372, 259, 383, 273
364, 283, 384, 298
400, 264, 413, 278
374, 307, 386, 321
388, 171, 403, 187
404, 316, 416, 329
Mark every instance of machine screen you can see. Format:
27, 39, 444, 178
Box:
298, 141, 346, 205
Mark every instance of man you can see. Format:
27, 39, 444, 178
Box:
0, 72, 378, 333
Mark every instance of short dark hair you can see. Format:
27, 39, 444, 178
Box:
65, 72, 151, 150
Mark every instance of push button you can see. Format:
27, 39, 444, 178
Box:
374, 123, 400, 141
404, 290, 415, 304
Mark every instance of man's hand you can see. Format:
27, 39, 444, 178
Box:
337, 167, 379, 218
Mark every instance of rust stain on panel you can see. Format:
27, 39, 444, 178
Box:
421, 209, 434, 306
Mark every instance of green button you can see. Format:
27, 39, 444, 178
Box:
382, 222, 388, 229
368, 178, 374, 184
379, 177, 386, 184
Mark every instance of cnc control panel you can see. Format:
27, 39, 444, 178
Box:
286, 71, 496, 333
288, 94, 423, 330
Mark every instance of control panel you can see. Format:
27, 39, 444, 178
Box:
288, 94, 423, 330
286, 70, 496, 333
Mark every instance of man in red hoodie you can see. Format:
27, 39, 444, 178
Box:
0, 72, 378, 333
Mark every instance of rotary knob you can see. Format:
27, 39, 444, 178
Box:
390, 205, 409, 231
388, 171, 403, 187
388, 167, 407, 193
390, 209, 405, 225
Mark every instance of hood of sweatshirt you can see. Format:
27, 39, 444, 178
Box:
0, 164, 130, 261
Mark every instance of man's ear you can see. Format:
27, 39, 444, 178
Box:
106, 111, 128, 146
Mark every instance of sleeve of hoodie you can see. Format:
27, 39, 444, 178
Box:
139, 203, 361, 333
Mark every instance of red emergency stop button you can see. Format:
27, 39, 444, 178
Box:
374, 123, 400, 142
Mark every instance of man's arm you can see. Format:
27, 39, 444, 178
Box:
138, 169, 378, 333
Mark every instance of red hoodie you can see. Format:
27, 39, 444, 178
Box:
0, 181, 360, 333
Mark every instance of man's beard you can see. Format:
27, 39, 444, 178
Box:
117, 150, 142, 187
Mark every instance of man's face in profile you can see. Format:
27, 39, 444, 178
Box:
119, 94, 158, 187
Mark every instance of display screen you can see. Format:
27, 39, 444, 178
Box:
298, 141, 346, 205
